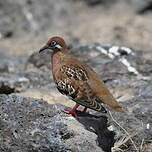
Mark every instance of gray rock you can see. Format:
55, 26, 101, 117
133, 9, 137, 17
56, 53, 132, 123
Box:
0, 0, 80, 38
120, 0, 152, 13
0, 49, 27, 73
76, 0, 152, 13
27, 51, 51, 69
0, 94, 108, 152
0, 74, 30, 94
1, 0, 152, 39
109, 93, 152, 151
0, 95, 67, 152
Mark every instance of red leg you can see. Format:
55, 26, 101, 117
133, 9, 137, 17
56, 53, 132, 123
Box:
62, 104, 79, 115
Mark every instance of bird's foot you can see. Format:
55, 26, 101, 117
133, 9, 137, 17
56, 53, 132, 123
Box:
62, 109, 77, 115
62, 109, 79, 119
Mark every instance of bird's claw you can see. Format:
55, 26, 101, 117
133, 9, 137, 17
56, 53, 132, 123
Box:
62, 109, 79, 119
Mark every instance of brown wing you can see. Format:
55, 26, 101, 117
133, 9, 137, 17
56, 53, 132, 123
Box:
58, 57, 124, 112
83, 64, 124, 112
54, 64, 107, 112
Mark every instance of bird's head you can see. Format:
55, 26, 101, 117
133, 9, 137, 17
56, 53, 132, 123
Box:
39, 36, 67, 53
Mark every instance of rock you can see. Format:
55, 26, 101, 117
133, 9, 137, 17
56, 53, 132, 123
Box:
0, 74, 30, 94
0, 49, 31, 94
27, 51, 51, 69
0, 0, 82, 38
75, 0, 114, 6
0, 94, 114, 152
0, 95, 67, 152
0, 49, 27, 73
124, 0, 152, 14
1, 0, 152, 40
76, 0, 152, 13
109, 90, 152, 151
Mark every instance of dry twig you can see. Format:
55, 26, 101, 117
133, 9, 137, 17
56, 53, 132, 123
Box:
109, 111, 138, 151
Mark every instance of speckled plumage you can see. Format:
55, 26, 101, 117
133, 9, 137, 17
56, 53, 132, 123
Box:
39, 36, 124, 116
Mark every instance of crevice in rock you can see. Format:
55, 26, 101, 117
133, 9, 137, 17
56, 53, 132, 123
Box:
138, 2, 152, 14
0, 83, 15, 94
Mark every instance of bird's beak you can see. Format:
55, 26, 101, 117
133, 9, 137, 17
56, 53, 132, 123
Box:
39, 45, 49, 53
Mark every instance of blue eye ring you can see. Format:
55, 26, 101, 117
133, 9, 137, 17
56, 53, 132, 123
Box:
50, 40, 57, 47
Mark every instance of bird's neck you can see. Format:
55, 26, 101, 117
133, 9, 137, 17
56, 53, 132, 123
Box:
51, 50, 69, 74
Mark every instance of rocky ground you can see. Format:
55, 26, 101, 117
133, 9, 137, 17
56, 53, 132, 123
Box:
0, 0, 152, 152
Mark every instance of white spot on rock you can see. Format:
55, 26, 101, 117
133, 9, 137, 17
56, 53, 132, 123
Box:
119, 57, 139, 75
146, 123, 150, 130
96, 46, 108, 55
109, 46, 120, 56
108, 125, 114, 131
95, 44, 140, 75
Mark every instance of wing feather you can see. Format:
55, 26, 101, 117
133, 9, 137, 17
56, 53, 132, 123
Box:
55, 64, 107, 112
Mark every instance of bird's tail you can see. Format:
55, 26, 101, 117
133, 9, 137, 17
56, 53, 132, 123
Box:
99, 94, 124, 112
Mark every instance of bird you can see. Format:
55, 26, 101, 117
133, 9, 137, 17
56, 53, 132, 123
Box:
39, 36, 124, 117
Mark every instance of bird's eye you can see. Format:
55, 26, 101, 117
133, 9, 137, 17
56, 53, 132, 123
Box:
50, 40, 57, 47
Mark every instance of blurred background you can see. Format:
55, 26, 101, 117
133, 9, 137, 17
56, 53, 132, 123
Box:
0, 0, 152, 56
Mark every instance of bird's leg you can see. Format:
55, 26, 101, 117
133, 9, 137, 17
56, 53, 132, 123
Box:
82, 107, 87, 112
62, 104, 79, 115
